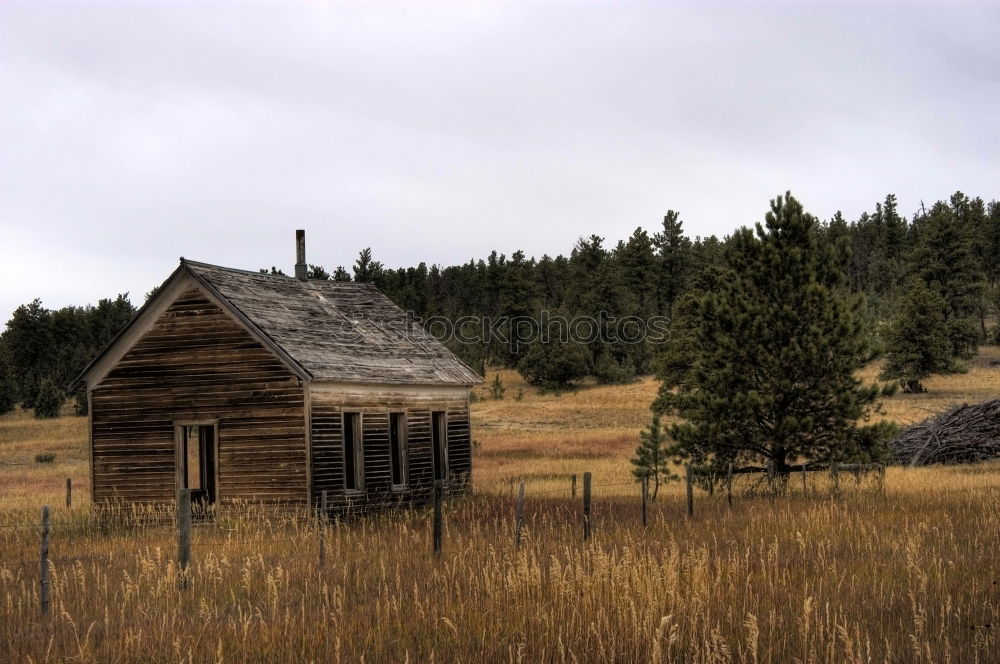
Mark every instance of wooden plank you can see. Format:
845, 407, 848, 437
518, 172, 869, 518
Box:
91, 290, 308, 505
304, 379, 313, 506
309, 391, 472, 509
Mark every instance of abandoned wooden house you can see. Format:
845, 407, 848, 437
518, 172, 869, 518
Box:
73, 231, 482, 510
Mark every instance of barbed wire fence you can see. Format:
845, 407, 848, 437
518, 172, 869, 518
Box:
0, 463, 888, 616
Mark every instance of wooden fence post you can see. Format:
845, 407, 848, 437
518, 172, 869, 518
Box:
319, 490, 328, 565
433, 479, 443, 556
40, 506, 50, 616
641, 470, 649, 528
177, 488, 191, 589
685, 464, 694, 518
878, 464, 887, 497
726, 462, 734, 508
571, 474, 577, 499
515, 480, 525, 549
801, 463, 807, 495
582, 472, 592, 541
65, 478, 72, 509
831, 462, 840, 497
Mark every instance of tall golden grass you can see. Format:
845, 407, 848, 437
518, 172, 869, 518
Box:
1, 469, 998, 662
1, 350, 1000, 661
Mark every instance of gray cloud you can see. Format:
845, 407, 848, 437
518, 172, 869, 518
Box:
2, 1, 998, 319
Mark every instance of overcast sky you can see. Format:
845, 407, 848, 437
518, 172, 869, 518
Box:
1, 1, 998, 322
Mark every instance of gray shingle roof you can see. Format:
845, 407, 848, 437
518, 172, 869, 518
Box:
183, 260, 482, 386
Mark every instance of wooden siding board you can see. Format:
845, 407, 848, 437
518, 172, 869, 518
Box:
309, 388, 472, 510
91, 288, 307, 504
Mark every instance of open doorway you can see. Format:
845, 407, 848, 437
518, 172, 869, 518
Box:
175, 423, 218, 505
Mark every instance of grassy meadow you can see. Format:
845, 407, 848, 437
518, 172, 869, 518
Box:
2, 350, 1000, 661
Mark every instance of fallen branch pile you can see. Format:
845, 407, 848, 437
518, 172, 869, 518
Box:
891, 398, 1000, 466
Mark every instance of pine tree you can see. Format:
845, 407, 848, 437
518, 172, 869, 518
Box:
651, 290, 707, 411
353, 248, 384, 283
516, 337, 591, 389
569, 235, 638, 370
654, 192, 892, 474
685, 235, 723, 294
875, 193, 909, 293
489, 373, 506, 400
654, 211, 691, 319
630, 413, 675, 500
907, 196, 985, 358
618, 227, 658, 315
497, 250, 538, 365
308, 265, 331, 280
90, 294, 136, 347
850, 194, 910, 301
2, 299, 54, 407
33, 379, 63, 419
879, 278, 959, 392
982, 201, 1000, 289
534, 254, 567, 309
594, 348, 637, 385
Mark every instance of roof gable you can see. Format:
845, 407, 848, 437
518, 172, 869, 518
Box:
73, 267, 310, 391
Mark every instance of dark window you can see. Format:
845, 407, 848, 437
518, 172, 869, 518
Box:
343, 412, 363, 491
390, 412, 408, 488
431, 411, 448, 481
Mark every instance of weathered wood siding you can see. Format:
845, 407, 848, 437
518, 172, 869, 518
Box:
310, 385, 472, 510
90, 287, 307, 503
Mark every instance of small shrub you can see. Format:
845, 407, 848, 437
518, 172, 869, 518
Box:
594, 350, 638, 385
489, 374, 506, 400
513, 388, 525, 402
73, 390, 89, 416
34, 452, 56, 464
517, 339, 590, 389
33, 379, 64, 419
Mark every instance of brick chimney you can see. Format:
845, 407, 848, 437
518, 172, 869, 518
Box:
295, 230, 307, 281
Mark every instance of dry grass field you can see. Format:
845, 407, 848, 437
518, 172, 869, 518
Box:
472, 345, 1000, 496
2, 349, 1000, 662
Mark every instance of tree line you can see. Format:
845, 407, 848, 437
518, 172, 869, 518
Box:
0, 295, 135, 416
1, 189, 996, 421
352, 190, 999, 393
269, 215, 719, 387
